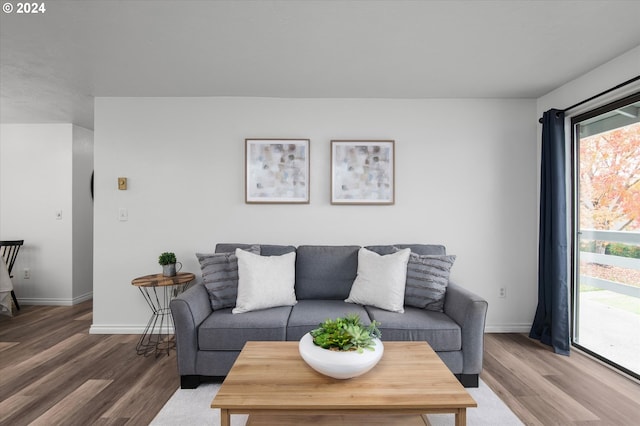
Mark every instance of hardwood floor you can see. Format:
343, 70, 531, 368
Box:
1, 302, 639, 425
482, 333, 640, 425
0, 301, 178, 426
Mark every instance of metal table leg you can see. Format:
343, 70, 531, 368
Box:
136, 285, 180, 357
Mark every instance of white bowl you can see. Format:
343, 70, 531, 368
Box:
298, 332, 384, 379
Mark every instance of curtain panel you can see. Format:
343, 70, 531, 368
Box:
529, 109, 570, 355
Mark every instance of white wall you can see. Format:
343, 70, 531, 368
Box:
92, 97, 538, 333
537, 45, 640, 117
1, 124, 73, 303
0, 123, 94, 305
72, 125, 94, 301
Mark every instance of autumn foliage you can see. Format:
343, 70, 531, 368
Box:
580, 122, 640, 232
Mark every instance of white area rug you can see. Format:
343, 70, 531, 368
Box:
151, 379, 523, 426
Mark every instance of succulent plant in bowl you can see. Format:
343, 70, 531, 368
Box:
310, 314, 381, 353
300, 314, 384, 379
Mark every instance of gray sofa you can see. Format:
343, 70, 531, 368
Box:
170, 243, 488, 388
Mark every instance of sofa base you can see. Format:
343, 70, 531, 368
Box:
181, 375, 227, 389
456, 373, 479, 388
180, 375, 201, 389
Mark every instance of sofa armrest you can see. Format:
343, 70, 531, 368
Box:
170, 283, 212, 375
443, 281, 488, 374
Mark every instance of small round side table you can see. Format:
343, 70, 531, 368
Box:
132, 272, 195, 357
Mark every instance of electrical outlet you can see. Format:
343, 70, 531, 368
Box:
24, 268, 30, 279
119, 208, 128, 221
499, 287, 506, 298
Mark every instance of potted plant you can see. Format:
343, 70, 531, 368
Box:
158, 252, 181, 277
299, 314, 384, 379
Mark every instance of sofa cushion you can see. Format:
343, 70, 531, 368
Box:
345, 247, 410, 313
198, 306, 292, 350
366, 244, 446, 256
233, 249, 297, 314
365, 305, 461, 351
404, 252, 456, 312
287, 300, 371, 341
215, 243, 296, 256
197, 245, 260, 310
295, 245, 360, 300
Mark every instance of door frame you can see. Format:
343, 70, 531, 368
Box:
569, 91, 640, 380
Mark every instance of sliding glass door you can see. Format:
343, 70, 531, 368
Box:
572, 93, 640, 379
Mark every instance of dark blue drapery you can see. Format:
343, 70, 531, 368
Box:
529, 109, 570, 355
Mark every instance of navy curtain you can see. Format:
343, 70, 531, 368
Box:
529, 109, 570, 355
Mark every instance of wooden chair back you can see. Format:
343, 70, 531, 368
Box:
0, 240, 24, 277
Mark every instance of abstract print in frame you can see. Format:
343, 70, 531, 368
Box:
331, 140, 395, 205
245, 139, 310, 204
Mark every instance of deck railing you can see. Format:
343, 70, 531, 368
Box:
579, 229, 640, 299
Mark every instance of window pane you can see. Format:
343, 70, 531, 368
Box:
574, 97, 640, 378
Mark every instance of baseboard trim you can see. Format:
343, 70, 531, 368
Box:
89, 324, 175, 334
73, 291, 93, 304
18, 292, 93, 306
485, 324, 531, 333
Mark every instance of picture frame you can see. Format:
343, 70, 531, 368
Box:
245, 139, 310, 204
331, 140, 395, 205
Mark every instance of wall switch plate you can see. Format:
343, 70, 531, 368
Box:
118, 177, 127, 190
55, 210, 62, 220
119, 208, 128, 221
23, 268, 30, 279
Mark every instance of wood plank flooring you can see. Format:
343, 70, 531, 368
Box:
0, 301, 178, 425
1, 302, 639, 425
482, 333, 640, 425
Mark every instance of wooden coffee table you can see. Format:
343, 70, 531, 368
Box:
211, 341, 476, 426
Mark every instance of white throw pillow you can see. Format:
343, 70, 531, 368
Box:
345, 247, 411, 313
232, 249, 297, 314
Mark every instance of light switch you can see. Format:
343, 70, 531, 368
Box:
118, 177, 127, 190
119, 208, 128, 221
55, 210, 62, 220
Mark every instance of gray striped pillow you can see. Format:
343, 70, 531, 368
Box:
404, 252, 456, 312
197, 245, 260, 310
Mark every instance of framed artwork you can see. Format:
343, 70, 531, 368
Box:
331, 140, 395, 205
245, 139, 310, 204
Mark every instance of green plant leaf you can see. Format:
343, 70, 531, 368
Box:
158, 252, 177, 265
309, 315, 382, 352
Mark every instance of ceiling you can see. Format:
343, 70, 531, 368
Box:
1, 0, 640, 131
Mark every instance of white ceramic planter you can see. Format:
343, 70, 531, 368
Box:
298, 332, 384, 379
